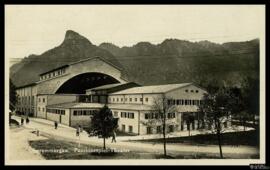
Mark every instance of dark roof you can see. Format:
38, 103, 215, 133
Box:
39, 65, 69, 76
16, 83, 37, 89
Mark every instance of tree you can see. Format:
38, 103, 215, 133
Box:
142, 96, 176, 157
240, 76, 259, 127
227, 76, 259, 131
10, 79, 17, 112
198, 86, 237, 159
88, 105, 118, 150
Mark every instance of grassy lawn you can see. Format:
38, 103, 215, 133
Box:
133, 130, 259, 147
28, 138, 246, 159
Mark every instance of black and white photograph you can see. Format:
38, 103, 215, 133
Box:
5, 5, 266, 165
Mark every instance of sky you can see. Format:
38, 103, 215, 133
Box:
5, 5, 265, 63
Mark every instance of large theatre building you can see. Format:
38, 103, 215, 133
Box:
15, 56, 208, 135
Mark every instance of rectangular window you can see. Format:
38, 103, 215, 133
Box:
145, 113, 149, 119
135, 98, 137, 102
167, 99, 171, 105
74, 110, 77, 116
128, 112, 134, 119
185, 100, 188, 105
114, 111, 118, 117
157, 126, 161, 133
42, 108, 45, 112
122, 125, 126, 132
39, 98, 41, 102
117, 98, 119, 102
43, 98, 45, 103
129, 126, 133, 133
129, 98, 132, 102
146, 127, 152, 134
140, 98, 143, 102
121, 98, 123, 102
176, 99, 180, 105
145, 98, 148, 102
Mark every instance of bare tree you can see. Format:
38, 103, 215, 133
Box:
198, 86, 235, 159
142, 95, 176, 157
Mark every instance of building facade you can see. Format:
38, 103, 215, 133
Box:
15, 56, 212, 135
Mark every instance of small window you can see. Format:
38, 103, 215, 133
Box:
43, 98, 45, 103
135, 98, 137, 102
42, 108, 45, 112
140, 98, 143, 102
117, 98, 119, 102
129, 98, 132, 102
145, 98, 148, 102
129, 126, 133, 133
196, 90, 199, 93
121, 98, 123, 102
157, 126, 161, 133
74, 111, 77, 116
128, 113, 134, 119
191, 90, 194, 92
185, 89, 188, 92
114, 111, 118, 117
146, 127, 152, 134
145, 113, 149, 119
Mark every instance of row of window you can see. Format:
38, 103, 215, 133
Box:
38, 107, 45, 112
47, 108, 65, 115
146, 125, 175, 134
38, 98, 46, 103
167, 99, 203, 106
40, 68, 66, 81
73, 110, 98, 116
121, 124, 133, 133
18, 96, 34, 105
120, 112, 135, 119
145, 112, 176, 119
109, 97, 148, 103
185, 89, 199, 93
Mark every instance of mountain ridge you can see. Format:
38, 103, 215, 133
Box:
10, 30, 259, 88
